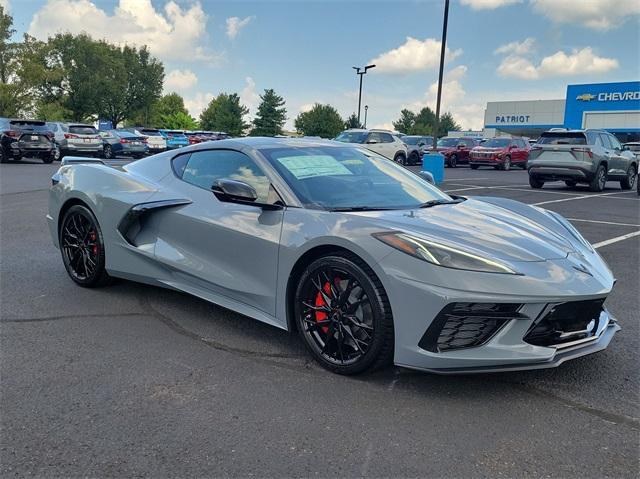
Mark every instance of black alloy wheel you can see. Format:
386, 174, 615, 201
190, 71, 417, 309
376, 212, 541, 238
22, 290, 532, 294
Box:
104, 144, 114, 159
620, 164, 636, 190
449, 154, 458, 168
294, 254, 394, 375
60, 205, 110, 287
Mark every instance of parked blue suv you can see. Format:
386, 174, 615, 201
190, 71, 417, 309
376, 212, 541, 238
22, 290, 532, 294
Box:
159, 130, 189, 149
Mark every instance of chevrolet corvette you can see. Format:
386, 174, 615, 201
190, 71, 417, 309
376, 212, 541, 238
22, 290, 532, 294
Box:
48, 138, 620, 375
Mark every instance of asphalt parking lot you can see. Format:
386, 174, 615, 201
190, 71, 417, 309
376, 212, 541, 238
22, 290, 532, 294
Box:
1, 157, 639, 478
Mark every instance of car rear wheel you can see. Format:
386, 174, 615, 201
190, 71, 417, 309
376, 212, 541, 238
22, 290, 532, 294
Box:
42, 152, 55, 164
529, 176, 544, 189
565, 180, 577, 188
589, 164, 607, 192
620, 164, 637, 190
408, 151, 420, 165
103, 145, 114, 159
294, 253, 394, 375
448, 154, 458, 168
60, 205, 111, 288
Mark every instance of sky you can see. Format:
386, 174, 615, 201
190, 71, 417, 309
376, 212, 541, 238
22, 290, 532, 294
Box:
5, 0, 640, 131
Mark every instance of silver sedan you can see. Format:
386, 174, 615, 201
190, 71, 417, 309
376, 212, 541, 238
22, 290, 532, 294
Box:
47, 138, 620, 375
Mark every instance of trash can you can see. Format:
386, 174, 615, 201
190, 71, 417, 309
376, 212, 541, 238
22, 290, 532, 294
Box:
422, 151, 445, 184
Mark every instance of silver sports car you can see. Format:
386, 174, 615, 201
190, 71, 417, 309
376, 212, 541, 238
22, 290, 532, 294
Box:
48, 138, 620, 375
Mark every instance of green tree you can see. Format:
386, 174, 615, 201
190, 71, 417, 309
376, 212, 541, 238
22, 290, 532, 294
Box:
159, 111, 198, 130
200, 93, 248, 136
250, 88, 286, 136
143, 92, 189, 127
294, 103, 344, 138
344, 112, 362, 129
436, 112, 461, 137
392, 109, 415, 134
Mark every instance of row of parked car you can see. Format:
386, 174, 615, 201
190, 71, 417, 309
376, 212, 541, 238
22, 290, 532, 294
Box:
0, 117, 230, 163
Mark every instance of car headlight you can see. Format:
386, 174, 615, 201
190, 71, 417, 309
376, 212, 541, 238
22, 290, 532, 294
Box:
373, 232, 519, 274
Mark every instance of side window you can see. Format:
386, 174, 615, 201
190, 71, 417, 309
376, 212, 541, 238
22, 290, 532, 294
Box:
599, 133, 612, 149
608, 134, 622, 150
465, 138, 475, 147
182, 149, 271, 202
172, 153, 190, 177
367, 132, 382, 143
586, 131, 598, 145
380, 133, 394, 143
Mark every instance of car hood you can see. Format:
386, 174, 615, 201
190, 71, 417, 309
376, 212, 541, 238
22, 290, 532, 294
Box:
351, 198, 576, 262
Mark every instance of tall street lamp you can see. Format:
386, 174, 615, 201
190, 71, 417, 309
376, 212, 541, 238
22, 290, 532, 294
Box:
364, 105, 369, 128
353, 64, 376, 124
432, 0, 449, 150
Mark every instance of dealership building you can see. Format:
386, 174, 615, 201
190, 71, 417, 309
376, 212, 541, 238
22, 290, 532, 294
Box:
482, 81, 640, 142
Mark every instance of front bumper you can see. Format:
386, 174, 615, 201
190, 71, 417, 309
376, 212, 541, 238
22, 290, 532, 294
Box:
469, 155, 500, 165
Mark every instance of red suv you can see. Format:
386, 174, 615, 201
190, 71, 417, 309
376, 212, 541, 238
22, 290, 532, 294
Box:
436, 137, 476, 168
469, 137, 529, 170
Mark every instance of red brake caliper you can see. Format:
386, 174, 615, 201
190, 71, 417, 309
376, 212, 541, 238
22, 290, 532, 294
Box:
314, 277, 341, 334
89, 231, 98, 254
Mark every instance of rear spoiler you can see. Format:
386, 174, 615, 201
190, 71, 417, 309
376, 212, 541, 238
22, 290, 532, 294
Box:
61, 157, 105, 166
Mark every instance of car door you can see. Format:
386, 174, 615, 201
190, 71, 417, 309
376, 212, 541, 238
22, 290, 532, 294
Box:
151, 148, 284, 316
380, 133, 397, 159
598, 133, 617, 176
364, 132, 386, 157
606, 133, 628, 175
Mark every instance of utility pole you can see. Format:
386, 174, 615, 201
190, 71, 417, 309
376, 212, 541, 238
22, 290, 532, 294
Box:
364, 105, 368, 128
432, 0, 449, 150
353, 64, 376, 124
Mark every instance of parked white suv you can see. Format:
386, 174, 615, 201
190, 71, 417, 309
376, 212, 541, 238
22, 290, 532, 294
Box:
334, 129, 408, 163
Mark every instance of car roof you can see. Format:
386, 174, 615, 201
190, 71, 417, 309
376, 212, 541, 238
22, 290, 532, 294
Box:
183, 136, 343, 151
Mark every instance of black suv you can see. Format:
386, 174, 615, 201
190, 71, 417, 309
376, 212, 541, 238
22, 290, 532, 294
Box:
0, 118, 58, 164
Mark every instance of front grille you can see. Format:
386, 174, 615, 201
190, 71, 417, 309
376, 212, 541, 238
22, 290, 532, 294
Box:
524, 299, 605, 347
419, 303, 523, 353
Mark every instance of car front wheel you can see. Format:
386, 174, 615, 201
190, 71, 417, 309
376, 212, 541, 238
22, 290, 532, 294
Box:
394, 153, 406, 165
620, 164, 637, 190
529, 175, 544, 189
294, 253, 394, 375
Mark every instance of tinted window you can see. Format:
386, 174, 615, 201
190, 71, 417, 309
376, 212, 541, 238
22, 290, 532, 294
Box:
437, 138, 459, 147
47, 123, 58, 132
172, 153, 190, 177
537, 133, 587, 145
334, 131, 367, 143
402, 136, 420, 145
182, 150, 271, 202
464, 138, 475, 147
140, 129, 161, 136
599, 134, 612, 149
261, 146, 450, 210
367, 132, 383, 143
69, 125, 98, 135
585, 131, 599, 145
483, 138, 511, 148
608, 134, 622, 150
380, 133, 394, 143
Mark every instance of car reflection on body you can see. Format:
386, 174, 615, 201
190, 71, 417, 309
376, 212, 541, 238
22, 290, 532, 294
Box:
48, 138, 620, 375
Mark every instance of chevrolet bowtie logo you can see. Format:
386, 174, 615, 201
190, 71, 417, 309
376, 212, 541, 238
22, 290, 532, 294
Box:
576, 93, 596, 102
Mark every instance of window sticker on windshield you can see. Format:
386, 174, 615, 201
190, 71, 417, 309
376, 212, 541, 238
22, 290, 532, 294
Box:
276, 155, 353, 179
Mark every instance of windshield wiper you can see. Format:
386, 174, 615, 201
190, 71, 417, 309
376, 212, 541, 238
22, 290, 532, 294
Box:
418, 198, 465, 209
328, 206, 396, 212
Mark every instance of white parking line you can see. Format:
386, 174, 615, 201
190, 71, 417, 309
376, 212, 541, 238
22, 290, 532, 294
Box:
442, 177, 493, 182
568, 218, 640, 228
533, 191, 638, 206
443, 186, 488, 193
593, 231, 640, 249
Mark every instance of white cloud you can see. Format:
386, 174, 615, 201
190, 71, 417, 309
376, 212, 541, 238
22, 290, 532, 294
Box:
369, 37, 462, 74
0, 0, 10, 13
184, 92, 214, 118
531, 0, 640, 31
497, 46, 618, 79
494, 37, 535, 55
164, 69, 198, 93
226, 16, 255, 39
240, 76, 260, 115
28, 0, 214, 62
460, 0, 521, 9
299, 103, 315, 113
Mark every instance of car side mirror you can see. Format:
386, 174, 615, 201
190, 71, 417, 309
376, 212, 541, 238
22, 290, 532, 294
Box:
212, 179, 258, 203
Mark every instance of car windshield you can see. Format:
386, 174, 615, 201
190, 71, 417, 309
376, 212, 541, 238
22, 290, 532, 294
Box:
260, 146, 451, 210
402, 137, 421, 145
334, 131, 368, 144
483, 138, 511, 148
437, 138, 458, 147
537, 133, 587, 145
165, 131, 185, 136
69, 125, 97, 135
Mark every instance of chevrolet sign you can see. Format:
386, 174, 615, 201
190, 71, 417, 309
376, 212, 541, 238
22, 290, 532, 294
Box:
577, 91, 640, 102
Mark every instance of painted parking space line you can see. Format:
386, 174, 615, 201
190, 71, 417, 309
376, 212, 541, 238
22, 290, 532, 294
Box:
568, 218, 640, 228
441, 177, 493, 182
593, 231, 640, 249
533, 190, 638, 206
443, 186, 489, 193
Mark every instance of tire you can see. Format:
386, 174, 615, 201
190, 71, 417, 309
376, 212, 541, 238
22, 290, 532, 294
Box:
448, 154, 458, 168
393, 153, 406, 165
589, 164, 607, 192
408, 151, 420, 165
294, 253, 394, 375
59, 205, 111, 288
502, 155, 511, 171
529, 175, 544, 189
620, 164, 637, 190
42, 152, 55, 164
103, 145, 114, 159
52, 146, 61, 161
470, 164, 479, 170
565, 180, 577, 188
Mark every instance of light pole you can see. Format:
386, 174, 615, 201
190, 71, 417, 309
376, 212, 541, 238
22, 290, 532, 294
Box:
353, 64, 375, 125
432, 0, 449, 150
364, 105, 368, 128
